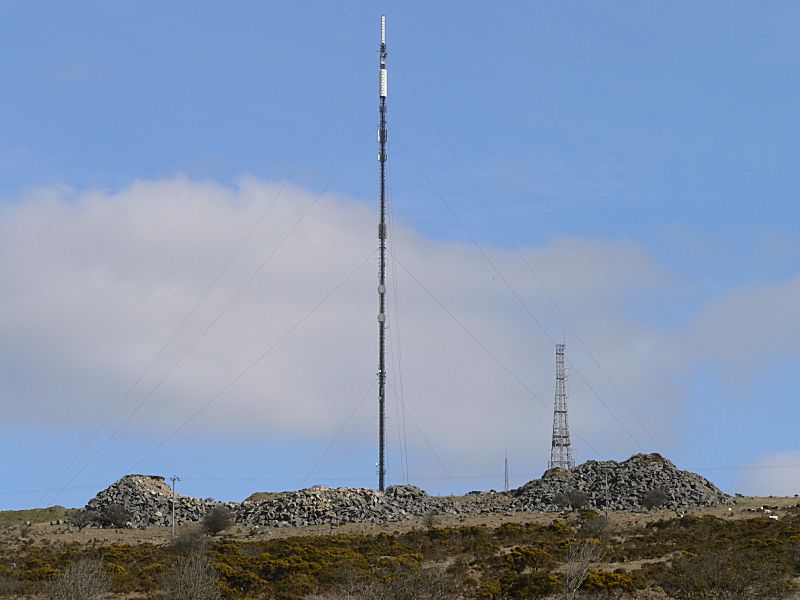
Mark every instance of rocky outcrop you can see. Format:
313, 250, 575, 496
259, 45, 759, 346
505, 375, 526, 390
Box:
511, 453, 733, 512
237, 484, 455, 528
82, 454, 732, 529
85, 475, 236, 529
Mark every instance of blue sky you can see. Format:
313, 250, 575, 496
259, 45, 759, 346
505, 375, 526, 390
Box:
2, 2, 800, 509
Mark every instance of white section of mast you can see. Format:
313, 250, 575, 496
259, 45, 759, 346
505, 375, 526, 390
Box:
379, 16, 388, 98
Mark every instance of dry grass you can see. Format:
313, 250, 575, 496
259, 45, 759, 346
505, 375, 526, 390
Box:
0, 506, 67, 526
1, 494, 798, 551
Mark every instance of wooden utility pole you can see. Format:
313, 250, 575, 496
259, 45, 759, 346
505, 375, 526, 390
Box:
170, 475, 180, 541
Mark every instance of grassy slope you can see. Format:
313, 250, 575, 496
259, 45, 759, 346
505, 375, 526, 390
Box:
0, 506, 67, 526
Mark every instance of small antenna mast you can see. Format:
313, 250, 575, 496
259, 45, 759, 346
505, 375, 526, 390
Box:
377, 15, 389, 492
504, 452, 510, 492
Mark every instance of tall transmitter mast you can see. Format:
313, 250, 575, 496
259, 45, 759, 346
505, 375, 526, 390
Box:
376, 15, 389, 491
549, 344, 575, 470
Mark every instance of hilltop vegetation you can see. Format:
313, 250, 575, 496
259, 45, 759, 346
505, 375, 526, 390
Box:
0, 459, 794, 598
0, 507, 66, 527
1, 505, 799, 599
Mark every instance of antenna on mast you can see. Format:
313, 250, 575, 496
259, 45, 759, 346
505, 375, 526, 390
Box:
376, 15, 389, 492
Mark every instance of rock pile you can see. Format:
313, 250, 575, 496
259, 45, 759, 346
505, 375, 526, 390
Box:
238, 484, 456, 528
82, 454, 732, 529
512, 453, 733, 512
85, 474, 236, 529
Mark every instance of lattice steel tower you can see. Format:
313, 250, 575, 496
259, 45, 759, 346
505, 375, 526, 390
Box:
549, 343, 575, 470
376, 15, 389, 492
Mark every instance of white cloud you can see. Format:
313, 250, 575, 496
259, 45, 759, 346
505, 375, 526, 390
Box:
734, 451, 800, 497
2, 176, 800, 485
689, 276, 800, 377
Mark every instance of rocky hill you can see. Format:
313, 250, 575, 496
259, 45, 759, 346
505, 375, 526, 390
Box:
82, 453, 732, 529
511, 453, 732, 512
85, 474, 237, 529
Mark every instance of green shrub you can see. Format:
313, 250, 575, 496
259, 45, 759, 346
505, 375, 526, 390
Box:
500, 571, 560, 597
101, 505, 131, 529
476, 576, 501, 599
172, 526, 208, 556
160, 551, 220, 600
67, 509, 99, 531
0, 573, 20, 595
579, 515, 612, 540
642, 488, 669, 509
582, 569, 633, 590
503, 546, 556, 573
47, 559, 111, 600
663, 549, 791, 599
554, 491, 589, 510
202, 506, 233, 536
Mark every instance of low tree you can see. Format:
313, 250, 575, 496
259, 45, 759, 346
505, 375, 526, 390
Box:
384, 564, 456, 600
0, 574, 21, 596
323, 580, 382, 599
47, 559, 111, 600
423, 511, 440, 530
502, 571, 560, 598
664, 549, 790, 599
172, 526, 208, 555
641, 488, 669, 509
562, 540, 605, 599
160, 551, 220, 600
578, 514, 613, 540
68, 508, 98, 530
17, 520, 32, 539
554, 490, 589, 510
101, 504, 130, 529
503, 546, 557, 574
202, 505, 232, 536
323, 563, 457, 600
567, 491, 589, 509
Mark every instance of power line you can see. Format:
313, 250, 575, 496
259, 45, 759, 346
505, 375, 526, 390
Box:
394, 59, 660, 450
49, 133, 371, 504
385, 134, 410, 483
391, 252, 600, 457
127, 249, 377, 472
388, 381, 462, 495
302, 378, 377, 485
386, 323, 407, 482
5, 462, 800, 499
164, 465, 800, 484
692, 464, 800, 472
41, 59, 371, 505
0, 484, 104, 497
390, 126, 644, 453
